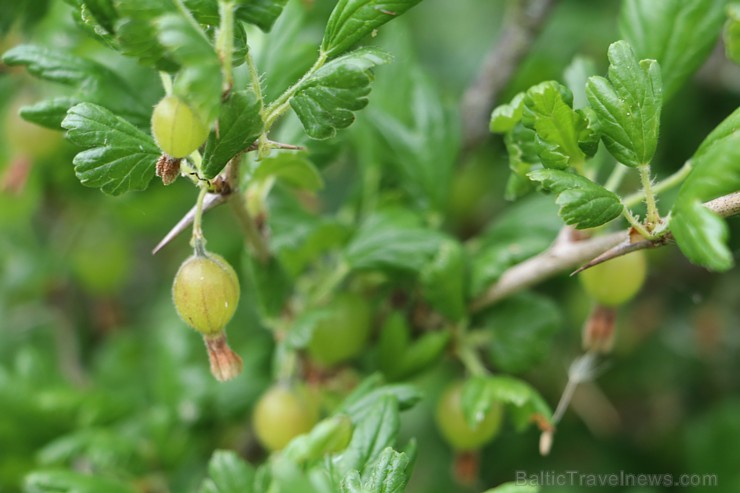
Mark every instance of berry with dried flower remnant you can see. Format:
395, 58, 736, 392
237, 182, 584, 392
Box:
172, 252, 239, 335
582, 304, 617, 353
252, 384, 319, 451
172, 250, 242, 381
151, 95, 210, 158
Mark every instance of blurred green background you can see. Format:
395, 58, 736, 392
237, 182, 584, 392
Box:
1, 0, 740, 492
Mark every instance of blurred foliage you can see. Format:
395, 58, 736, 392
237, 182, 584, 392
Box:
1, 0, 740, 493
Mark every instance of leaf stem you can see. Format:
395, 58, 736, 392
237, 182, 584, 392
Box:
621, 208, 652, 239
638, 164, 660, 230
217, 1, 235, 90
159, 72, 173, 95
457, 343, 490, 377
263, 52, 328, 132
623, 160, 693, 208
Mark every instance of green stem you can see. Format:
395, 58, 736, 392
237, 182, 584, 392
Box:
159, 72, 173, 95
191, 185, 209, 252
262, 52, 328, 132
638, 164, 660, 229
621, 208, 652, 239
217, 1, 235, 90
311, 261, 349, 306
623, 160, 693, 208
604, 163, 628, 193
457, 344, 489, 377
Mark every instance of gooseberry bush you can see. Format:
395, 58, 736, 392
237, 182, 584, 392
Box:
2, 0, 740, 492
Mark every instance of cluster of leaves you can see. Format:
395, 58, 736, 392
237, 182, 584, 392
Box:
492, 0, 740, 271
2, 0, 740, 493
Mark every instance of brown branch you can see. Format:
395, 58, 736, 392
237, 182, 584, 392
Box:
470, 191, 740, 312
461, 0, 559, 151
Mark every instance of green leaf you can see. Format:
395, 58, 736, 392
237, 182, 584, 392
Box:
390, 332, 450, 381
267, 188, 349, 276
282, 415, 353, 464
522, 81, 596, 169
204, 450, 255, 493
321, 0, 423, 58
470, 195, 560, 296
252, 154, 324, 191
339, 382, 421, 423
2, 44, 149, 126
270, 457, 320, 493
61, 103, 160, 195
483, 483, 540, 493
528, 169, 624, 229
586, 40, 662, 167
461, 375, 552, 433
291, 48, 392, 140
114, 0, 178, 71
726, 4, 740, 64
620, 0, 730, 99
345, 208, 445, 274
19, 97, 82, 130
671, 201, 732, 272
671, 126, 740, 271
235, 0, 289, 32
202, 90, 263, 179
80, 0, 118, 33
243, 255, 292, 318
24, 470, 136, 493
360, 447, 410, 493
479, 292, 561, 374
156, 13, 222, 122
368, 67, 459, 212
490, 93, 525, 133
335, 395, 399, 477
420, 238, 467, 321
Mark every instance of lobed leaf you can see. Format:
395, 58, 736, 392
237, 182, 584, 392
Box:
235, 0, 289, 32
461, 375, 552, 433
334, 395, 399, 477
522, 81, 597, 170
479, 292, 562, 374
620, 0, 730, 99
203, 450, 255, 493
19, 97, 82, 130
156, 13, 222, 123
528, 169, 624, 229
420, 238, 467, 321
321, 0, 423, 58
345, 207, 445, 273
671, 126, 740, 271
61, 103, 160, 195
586, 40, 662, 168
291, 48, 392, 140
360, 447, 410, 493
2, 44, 149, 126
202, 89, 263, 179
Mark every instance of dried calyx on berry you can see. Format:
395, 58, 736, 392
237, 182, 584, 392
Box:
172, 248, 242, 381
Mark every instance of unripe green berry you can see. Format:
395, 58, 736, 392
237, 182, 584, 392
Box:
172, 252, 240, 335
306, 293, 372, 368
579, 250, 647, 307
151, 95, 209, 158
252, 384, 319, 451
435, 381, 503, 451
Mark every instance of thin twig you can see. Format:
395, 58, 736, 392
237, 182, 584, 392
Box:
152, 193, 227, 254
470, 191, 740, 312
461, 0, 559, 151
